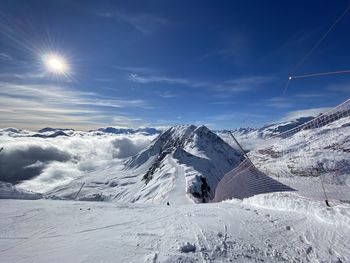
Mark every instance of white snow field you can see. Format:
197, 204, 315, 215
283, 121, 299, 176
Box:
1, 193, 349, 263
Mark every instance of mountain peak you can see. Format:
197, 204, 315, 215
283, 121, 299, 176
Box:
136, 125, 215, 160
125, 124, 243, 202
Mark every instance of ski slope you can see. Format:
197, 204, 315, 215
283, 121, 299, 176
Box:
166, 156, 192, 205
1, 193, 349, 263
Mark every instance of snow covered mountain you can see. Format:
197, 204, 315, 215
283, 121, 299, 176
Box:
257, 117, 314, 138
0, 126, 161, 139
32, 130, 70, 138
48, 125, 243, 203
215, 110, 350, 202
218, 117, 315, 151
250, 116, 350, 185
90, 127, 162, 136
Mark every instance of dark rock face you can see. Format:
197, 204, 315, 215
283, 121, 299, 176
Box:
32, 131, 69, 138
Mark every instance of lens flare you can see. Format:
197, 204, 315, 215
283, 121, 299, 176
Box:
43, 54, 69, 74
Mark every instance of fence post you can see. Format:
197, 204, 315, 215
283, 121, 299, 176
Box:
74, 182, 85, 200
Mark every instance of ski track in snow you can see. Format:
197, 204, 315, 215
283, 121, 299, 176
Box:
0, 196, 349, 263
166, 155, 192, 205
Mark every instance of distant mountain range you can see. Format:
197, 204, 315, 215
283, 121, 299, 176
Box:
0, 116, 317, 140
216, 117, 315, 151
0, 126, 163, 138
90, 127, 162, 135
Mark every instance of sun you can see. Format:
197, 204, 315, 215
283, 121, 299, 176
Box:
43, 54, 69, 74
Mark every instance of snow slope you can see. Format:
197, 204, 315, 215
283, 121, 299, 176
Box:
216, 112, 350, 202
217, 117, 314, 151
252, 116, 350, 175
0, 182, 42, 200
1, 193, 349, 262
249, 116, 350, 197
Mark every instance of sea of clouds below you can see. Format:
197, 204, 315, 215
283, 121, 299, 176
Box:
0, 129, 157, 193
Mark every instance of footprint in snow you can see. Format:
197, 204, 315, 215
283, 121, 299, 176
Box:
306, 246, 313, 254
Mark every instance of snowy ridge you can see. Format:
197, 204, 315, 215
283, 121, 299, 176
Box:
258, 117, 314, 138
228, 192, 350, 228
0, 182, 42, 200
0, 126, 161, 138
250, 116, 350, 187
126, 125, 243, 202
217, 117, 314, 151
90, 127, 162, 136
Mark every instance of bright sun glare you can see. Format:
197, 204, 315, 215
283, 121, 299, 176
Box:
44, 54, 69, 74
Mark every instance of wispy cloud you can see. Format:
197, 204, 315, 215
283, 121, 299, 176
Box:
0, 81, 150, 130
265, 91, 337, 110
327, 82, 350, 93
208, 112, 266, 122
128, 73, 189, 85
209, 101, 234, 105
159, 91, 177, 98
295, 92, 330, 99
97, 10, 171, 35
215, 76, 273, 92
114, 65, 157, 75
280, 107, 331, 121
198, 30, 253, 66
128, 73, 272, 93
112, 115, 147, 128
0, 72, 47, 81
0, 52, 13, 61
265, 97, 293, 109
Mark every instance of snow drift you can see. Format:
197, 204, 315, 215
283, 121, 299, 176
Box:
229, 192, 350, 228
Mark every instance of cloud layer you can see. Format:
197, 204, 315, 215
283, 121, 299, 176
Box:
0, 129, 155, 193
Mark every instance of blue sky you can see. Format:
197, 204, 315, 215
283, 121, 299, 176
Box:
0, 0, 350, 130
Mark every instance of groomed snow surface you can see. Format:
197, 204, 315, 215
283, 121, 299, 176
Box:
1, 193, 349, 263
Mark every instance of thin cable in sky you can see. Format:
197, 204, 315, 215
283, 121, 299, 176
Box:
291, 4, 350, 75
290, 69, 350, 79
282, 4, 350, 96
